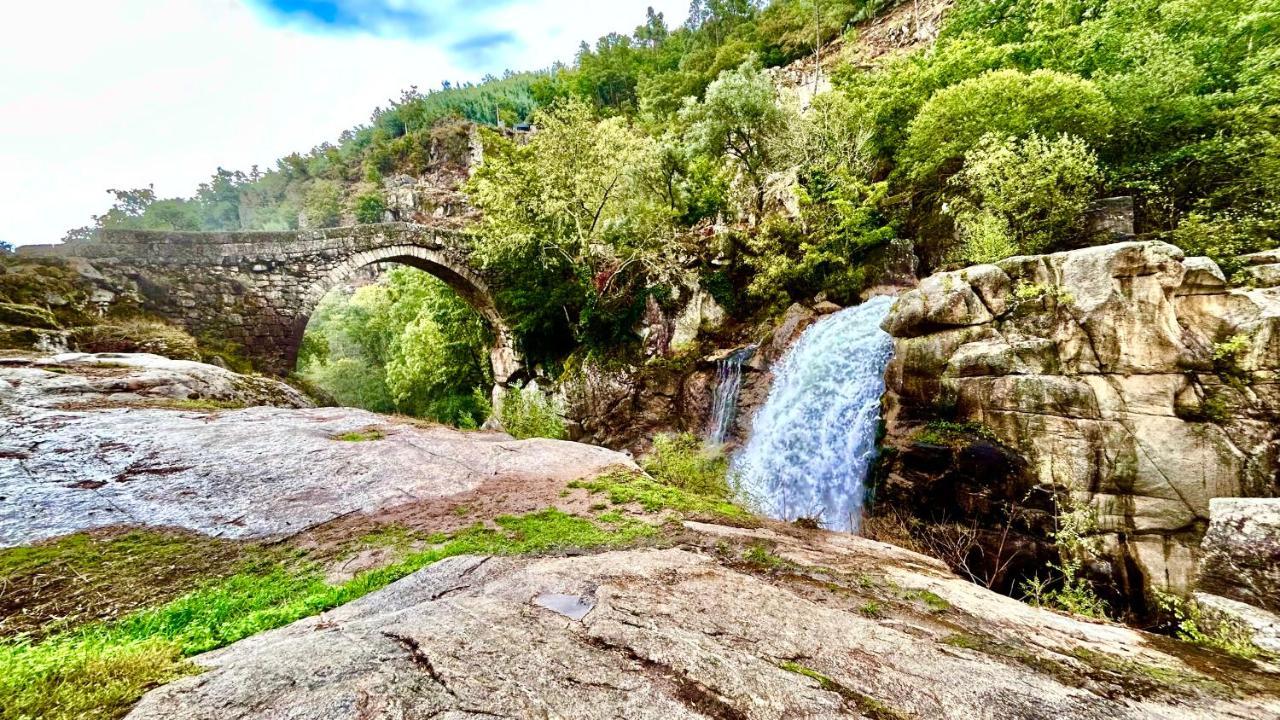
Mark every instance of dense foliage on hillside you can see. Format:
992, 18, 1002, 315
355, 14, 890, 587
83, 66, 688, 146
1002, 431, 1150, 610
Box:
843, 0, 1280, 271
75, 0, 1279, 423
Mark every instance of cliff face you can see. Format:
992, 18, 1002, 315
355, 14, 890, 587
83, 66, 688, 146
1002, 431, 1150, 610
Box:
878, 241, 1280, 605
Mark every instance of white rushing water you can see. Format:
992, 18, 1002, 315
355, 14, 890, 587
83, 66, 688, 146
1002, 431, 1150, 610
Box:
705, 345, 755, 445
733, 295, 896, 532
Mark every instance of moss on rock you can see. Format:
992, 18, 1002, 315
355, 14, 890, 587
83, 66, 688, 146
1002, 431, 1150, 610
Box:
0, 302, 59, 330
70, 320, 200, 360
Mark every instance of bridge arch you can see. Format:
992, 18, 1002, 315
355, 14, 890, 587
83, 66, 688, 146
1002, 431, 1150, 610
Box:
296, 243, 521, 384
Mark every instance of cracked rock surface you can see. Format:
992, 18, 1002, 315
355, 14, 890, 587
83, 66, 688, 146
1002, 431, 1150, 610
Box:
881, 242, 1280, 595
127, 522, 1280, 720
0, 354, 635, 547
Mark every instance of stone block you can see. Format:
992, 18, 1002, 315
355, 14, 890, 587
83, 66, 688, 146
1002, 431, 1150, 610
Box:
1197, 498, 1280, 612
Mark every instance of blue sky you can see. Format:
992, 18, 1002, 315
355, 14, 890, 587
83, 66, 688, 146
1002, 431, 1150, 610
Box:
0, 0, 688, 246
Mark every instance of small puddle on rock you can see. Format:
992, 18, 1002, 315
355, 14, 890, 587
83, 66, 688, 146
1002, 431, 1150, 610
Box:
533, 593, 595, 621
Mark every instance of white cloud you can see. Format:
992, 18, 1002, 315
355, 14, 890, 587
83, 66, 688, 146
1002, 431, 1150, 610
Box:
0, 0, 688, 246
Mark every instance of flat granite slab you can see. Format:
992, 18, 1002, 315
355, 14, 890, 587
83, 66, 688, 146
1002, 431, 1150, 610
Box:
0, 356, 635, 547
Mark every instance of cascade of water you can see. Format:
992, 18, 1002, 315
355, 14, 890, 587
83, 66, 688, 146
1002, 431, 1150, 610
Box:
732, 296, 896, 532
705, 345, 756, 445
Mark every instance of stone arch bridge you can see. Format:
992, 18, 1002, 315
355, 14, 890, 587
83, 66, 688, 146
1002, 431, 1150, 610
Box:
22, 223, 521, 381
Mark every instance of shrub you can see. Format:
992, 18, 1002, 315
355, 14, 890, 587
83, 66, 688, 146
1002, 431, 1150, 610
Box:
1169, 212, 1274, 280
901, 69, 1113, 182
641, 433, 732, 500
951, 210, 1017, 266
1151, 590, 1262, 660
949, 133, 1102, 262
353, 193, 386, 224
1212, 332, 1253, 379
70, 320, 200, 360
498, 382, 567, 440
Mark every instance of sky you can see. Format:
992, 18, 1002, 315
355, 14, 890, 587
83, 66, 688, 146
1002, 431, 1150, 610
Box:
0, 0, 689, 247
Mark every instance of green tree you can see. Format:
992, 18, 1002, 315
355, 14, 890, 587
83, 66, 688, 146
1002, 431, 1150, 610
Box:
353, 193, 386, 224
195, 168, 247, 230
466, 98, 672, 357
679, 59, 790, 217
94, 187, 203, 232
303, 181, 343, 228
298, 268, 495, 427
382, 269, 493, 425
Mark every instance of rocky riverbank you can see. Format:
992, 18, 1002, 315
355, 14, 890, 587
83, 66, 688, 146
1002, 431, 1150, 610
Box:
127, 521, 1280, 720
876, 241, 1280, 609
0, 352, 634, 546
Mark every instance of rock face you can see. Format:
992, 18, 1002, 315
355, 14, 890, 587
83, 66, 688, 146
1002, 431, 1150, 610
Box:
880, 241, 1280, 602
1194, 499, 1280, 654
1198, 498, 1280, 612
0, 354, 635, 547
127, 522, 1280, 720
556, 302, 822, 454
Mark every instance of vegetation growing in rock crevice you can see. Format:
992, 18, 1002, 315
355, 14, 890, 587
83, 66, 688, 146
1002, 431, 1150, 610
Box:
1151, 590, 1264, 660
1021, 488, 1110, 619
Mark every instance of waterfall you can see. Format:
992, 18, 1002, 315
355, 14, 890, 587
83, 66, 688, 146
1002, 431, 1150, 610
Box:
705, 345, 755, 445
733, 296, 896, 532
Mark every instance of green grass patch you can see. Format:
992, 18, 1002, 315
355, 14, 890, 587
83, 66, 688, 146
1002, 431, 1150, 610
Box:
0, 509, 653, 720
333, 427, 386, 442
641, 433, 733, 499
0, 530, 251, 640
336, 524, 437, 558
903, 588, 951, 613
912, 420, 995, 447
151, 398, 246, 411
569, 470, 748, 519
1068, 647, 1232, 700
741, 542, 795, 571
